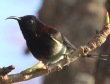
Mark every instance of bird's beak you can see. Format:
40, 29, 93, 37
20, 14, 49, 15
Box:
6, 16, 21, 20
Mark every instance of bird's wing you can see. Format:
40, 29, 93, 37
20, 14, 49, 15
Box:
48, 28, 76, 50
62, 35, 76, 50
48, 28, 63, 43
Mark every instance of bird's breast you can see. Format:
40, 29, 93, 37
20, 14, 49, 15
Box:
26, 34, 66, 60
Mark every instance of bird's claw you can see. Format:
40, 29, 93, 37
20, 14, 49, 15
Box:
43, 64, 51, 73
63, 54, 70, 64
56, 64, 62, 71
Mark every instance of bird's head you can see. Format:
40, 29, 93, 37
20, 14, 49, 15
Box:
6, 15, 43, 33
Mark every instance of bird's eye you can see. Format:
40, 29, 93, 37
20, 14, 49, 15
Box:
30, 20, 34, 23
27, 20, 34, 24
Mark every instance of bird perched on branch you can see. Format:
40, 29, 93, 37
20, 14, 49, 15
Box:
6, 15, 76, 69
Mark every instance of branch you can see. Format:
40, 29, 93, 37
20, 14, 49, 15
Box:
0, 23, 110, 84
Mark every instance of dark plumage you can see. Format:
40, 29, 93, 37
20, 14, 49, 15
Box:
7, 15, 76, 65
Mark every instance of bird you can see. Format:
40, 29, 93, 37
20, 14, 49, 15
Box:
6, 15, 76, 69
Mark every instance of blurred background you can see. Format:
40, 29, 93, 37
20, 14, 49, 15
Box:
0, 0, 43, 84
1, 0, 110, 84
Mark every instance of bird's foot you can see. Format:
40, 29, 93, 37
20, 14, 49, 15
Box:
63, 54, 70, 64
56, 64, 62, 71
43, 64, 51, 73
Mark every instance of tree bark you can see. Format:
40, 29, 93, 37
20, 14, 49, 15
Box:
38, 0, 105, 84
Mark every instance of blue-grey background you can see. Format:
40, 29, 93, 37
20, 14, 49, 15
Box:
0, 0, 43, 84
